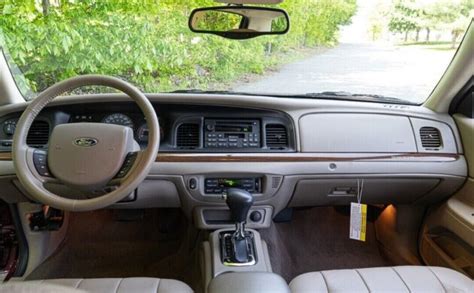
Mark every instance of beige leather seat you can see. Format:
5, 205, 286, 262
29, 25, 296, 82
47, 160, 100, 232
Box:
2, 277, 193, 293
290, 266, 473, 293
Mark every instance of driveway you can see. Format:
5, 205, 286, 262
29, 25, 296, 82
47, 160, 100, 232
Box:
232, 0, 456, 104
232, 42, 455, 104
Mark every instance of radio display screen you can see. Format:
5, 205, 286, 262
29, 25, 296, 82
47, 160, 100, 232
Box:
215, 125, 253, 132
218, 178, 245, 187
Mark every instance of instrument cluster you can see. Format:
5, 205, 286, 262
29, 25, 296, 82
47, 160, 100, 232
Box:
71, 112, 162, 145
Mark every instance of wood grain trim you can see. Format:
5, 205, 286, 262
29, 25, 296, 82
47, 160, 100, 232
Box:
0, 152, 459, 163
155, 153, 459, 162
0, 152, 12, 161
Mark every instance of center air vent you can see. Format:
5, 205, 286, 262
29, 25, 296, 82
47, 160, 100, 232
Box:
27, 121, 50, 148
265, 124, 288, 149
176, 123, 200, 149
420, 127, 442, 149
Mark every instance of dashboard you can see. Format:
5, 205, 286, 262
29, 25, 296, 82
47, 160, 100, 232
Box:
0, 102, 295, 153
0, 93, 467, 230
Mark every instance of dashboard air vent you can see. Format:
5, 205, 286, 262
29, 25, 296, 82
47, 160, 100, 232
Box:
265, 124, 288, 149
420, 127, 442, 149
27, 121, 50, 148
176, 123, 200, 149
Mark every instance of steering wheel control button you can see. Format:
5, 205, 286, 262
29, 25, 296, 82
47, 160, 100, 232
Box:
33, 150, 52, 177
116, 152, 138, 178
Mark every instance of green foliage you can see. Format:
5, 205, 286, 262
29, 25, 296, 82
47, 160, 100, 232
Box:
387, 0, 473, 43
388, 1, 421, 34
0, 0, 356, 97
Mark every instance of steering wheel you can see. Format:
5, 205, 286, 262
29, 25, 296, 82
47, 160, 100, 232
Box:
12, 75, 160, 211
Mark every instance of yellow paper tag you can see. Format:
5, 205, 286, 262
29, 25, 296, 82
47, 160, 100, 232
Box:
350, 202, 367, 242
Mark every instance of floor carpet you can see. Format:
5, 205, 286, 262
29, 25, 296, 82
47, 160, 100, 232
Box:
27, 209, 202, 291
27, 206, 394, 289
260, 206, 393, 282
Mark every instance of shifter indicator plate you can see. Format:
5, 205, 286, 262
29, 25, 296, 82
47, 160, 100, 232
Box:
220, 231, 257, 266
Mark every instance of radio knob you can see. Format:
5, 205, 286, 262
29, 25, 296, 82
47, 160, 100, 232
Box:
206, 124, 215, 131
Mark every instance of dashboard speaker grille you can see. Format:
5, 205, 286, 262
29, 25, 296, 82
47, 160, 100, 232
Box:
265, 124, 288, 149
420, 127, 442, 149
271, 176, 282, 189
27, 121, 50, 148
176, 123, 200, 148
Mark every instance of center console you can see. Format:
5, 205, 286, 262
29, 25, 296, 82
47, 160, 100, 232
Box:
187, 174, 282, 230
200, 188, 275, 291
208, 272, 290, 293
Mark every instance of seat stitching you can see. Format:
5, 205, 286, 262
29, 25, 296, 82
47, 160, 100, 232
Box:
391, 267, 411, 293
115, 278, 125, 293
74, 279, 84, 289
319, 272, 330, 293
426, 267, 448, 293
355, 269, 371, 293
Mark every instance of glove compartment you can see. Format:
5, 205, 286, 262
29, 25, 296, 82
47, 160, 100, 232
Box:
289, 178, 441, 206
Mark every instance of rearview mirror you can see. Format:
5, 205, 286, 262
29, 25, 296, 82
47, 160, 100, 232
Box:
189, 6, 290, 40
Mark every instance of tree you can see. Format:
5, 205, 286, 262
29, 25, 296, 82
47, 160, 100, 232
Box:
388, 0, 422, 41
41, 0, 50, 16
424, 0, 473, 47
388, 0, 473, 43
0, 0, 358, 94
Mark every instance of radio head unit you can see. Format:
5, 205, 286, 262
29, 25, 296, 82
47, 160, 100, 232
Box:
204, 119, 261, 149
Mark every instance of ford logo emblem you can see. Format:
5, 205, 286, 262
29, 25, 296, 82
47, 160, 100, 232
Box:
73, 137, 98, 147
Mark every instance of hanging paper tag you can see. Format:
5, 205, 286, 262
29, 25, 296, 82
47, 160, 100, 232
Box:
350, 202, 367, 242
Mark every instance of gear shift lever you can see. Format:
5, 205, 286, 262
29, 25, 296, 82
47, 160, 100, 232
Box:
223, 188, 255, 264
226, 188, 254, 238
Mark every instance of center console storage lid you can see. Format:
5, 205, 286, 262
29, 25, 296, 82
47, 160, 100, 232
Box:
208, 272, 290, 293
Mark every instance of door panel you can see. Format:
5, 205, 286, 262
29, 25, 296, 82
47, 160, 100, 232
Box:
419, 113, 474, 277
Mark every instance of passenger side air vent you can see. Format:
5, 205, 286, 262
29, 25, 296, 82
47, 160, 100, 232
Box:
420, 127, 442, 149
27, 121, 50, 148
265, 124, 288, 149
176, 123, 200, 149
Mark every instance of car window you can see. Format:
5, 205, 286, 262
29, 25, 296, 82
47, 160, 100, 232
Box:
0, 0, 472, 104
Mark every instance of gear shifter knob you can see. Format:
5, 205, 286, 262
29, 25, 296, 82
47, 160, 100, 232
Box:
226, 188, 254, 223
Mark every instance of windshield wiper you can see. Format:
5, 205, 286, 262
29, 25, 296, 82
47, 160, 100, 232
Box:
289, 91, 417, 105
170, 89, 417, 105
170, 89, 253, 95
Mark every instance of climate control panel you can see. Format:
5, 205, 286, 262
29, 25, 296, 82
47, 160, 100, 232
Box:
204, 177, 262, 194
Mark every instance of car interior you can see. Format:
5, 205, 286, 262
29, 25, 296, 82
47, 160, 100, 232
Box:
0, 0, 473, 292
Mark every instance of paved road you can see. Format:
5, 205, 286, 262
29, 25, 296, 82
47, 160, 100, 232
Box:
232, 42, 455, 104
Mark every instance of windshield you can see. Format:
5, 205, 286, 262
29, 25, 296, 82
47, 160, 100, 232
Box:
0, 0, 471, 104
